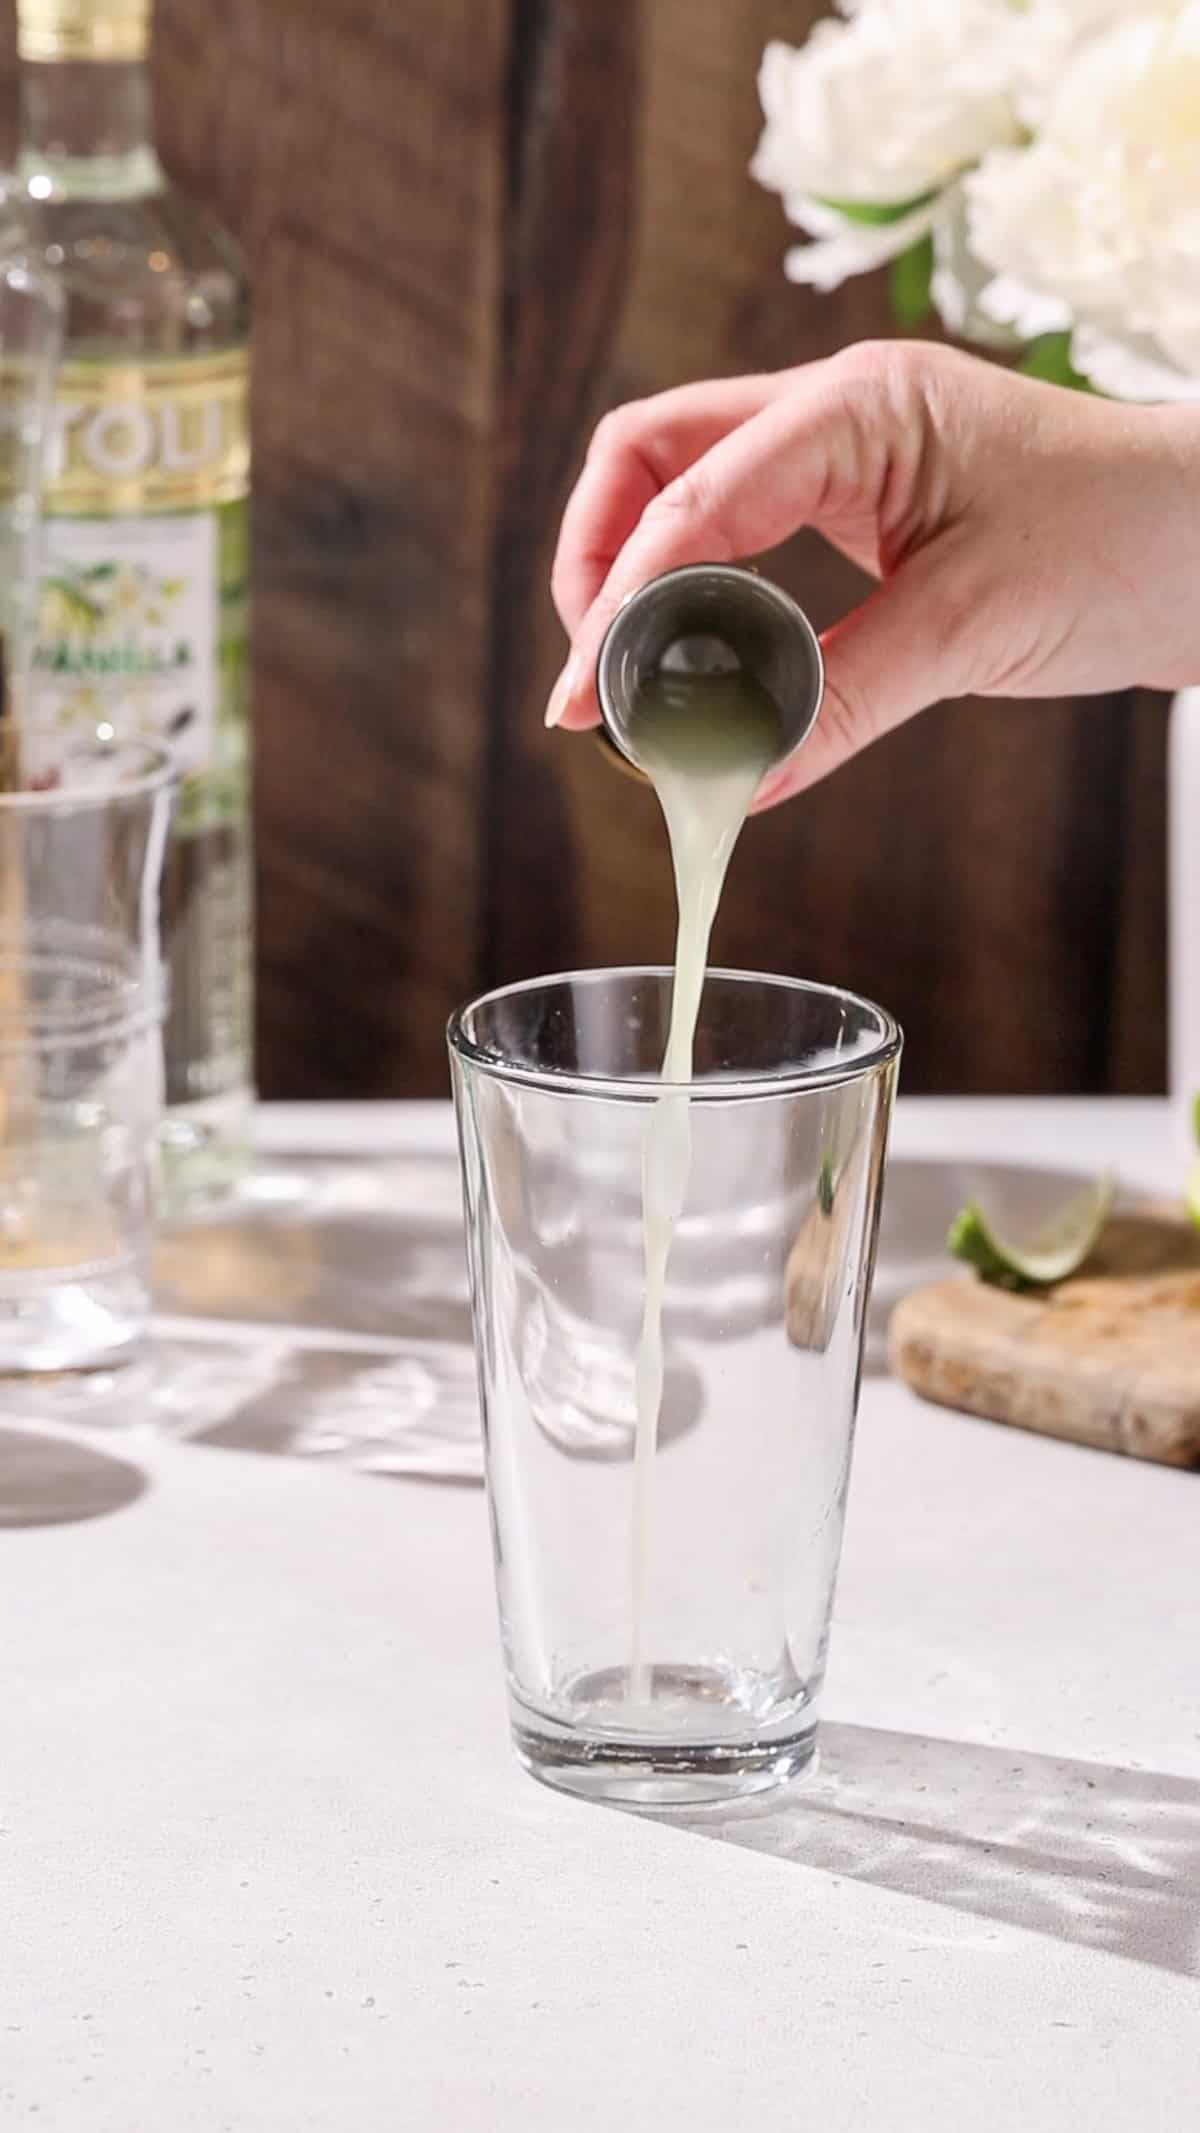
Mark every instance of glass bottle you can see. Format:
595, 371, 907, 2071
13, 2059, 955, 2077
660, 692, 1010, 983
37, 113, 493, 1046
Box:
18, 0, 253, 1210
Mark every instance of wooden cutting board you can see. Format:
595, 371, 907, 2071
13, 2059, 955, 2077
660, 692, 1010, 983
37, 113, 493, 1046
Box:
889, 1213, 1200, 1468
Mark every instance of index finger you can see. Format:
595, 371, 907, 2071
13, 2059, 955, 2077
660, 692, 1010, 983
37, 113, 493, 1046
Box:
551, 374, 786, 636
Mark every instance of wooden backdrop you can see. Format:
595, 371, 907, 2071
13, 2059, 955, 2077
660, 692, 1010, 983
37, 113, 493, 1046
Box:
7, 0, 1173, 1095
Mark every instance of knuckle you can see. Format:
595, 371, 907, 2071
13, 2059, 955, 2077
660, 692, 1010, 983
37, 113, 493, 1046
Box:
587, 401, 646, 462
642, 470, 697, 525
829, 336, 938, 416
548, 547, 574, 611
828, 337, 890, 385
642, 463, 729, 551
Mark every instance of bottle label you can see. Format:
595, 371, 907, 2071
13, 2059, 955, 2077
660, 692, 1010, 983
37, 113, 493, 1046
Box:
38, 510, 216, 775
18, 2, 151, 67
34, 350, 249, 801
41, 350, 247, 514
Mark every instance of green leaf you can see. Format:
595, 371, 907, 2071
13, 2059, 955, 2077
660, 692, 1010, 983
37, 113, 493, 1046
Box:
817, 1152, 835, 1219
889, 234, 935, 331
1018, 332, 1096, 393
814, 190, 938, 228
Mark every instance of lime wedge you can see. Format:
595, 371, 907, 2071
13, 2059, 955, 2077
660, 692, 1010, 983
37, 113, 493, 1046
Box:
947, 1176, 1115, 1291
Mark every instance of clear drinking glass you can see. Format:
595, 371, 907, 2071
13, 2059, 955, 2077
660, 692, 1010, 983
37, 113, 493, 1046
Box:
0, 721, 173, 1374
449, 968, 901, 1807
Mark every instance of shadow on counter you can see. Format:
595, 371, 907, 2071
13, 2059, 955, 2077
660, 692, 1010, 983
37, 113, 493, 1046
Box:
673, 1722, 1200, 1979
0, 1425, 146, 1529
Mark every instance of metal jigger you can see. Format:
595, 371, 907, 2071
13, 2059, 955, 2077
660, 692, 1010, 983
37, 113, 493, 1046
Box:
594, 563, 825, 778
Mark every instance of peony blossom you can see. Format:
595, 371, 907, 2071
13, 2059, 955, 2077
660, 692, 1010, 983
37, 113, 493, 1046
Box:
751, 1, 1032, 289
1014, 1, 1191, 125
967, 6, 1200, 398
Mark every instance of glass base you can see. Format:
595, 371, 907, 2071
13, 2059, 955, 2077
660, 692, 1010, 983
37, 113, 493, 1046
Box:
0, 1267, 147, 1376
159, 1085, 254, 1220
513, 1664, 819, 1808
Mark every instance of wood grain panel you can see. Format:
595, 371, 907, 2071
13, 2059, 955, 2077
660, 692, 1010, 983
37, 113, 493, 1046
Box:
1108, 691, 1169, 1094
484, 1, 640, 985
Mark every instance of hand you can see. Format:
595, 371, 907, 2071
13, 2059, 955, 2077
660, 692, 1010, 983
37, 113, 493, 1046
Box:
546, 341, 1200, 807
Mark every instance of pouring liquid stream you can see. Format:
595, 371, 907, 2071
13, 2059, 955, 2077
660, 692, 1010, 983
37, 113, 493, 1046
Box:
624, 664, 785, 1705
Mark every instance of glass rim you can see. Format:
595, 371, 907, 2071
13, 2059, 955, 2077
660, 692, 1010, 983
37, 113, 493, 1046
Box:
0, 720, 175, 812
447, 966, 903, 1103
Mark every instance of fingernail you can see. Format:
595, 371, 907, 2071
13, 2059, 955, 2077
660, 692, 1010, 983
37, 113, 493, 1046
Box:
544, 651, 582, 729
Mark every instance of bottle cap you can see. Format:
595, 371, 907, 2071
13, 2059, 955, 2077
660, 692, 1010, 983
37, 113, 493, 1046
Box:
18, 1, 152, 62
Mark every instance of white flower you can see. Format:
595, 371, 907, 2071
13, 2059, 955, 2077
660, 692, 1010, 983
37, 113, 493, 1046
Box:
929, 194, 1027, 347
967, 5, 1200, 397
1015, 0, 1190, 126
1029, 0, 1174, 28
752, 1, 1031, 288
775, 196, 943, 297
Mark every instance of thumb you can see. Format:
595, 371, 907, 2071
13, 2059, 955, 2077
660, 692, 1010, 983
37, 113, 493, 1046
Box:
752, 546, 967, 809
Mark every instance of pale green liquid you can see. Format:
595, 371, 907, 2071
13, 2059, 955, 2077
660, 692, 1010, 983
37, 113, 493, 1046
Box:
624, 667, 783, 1702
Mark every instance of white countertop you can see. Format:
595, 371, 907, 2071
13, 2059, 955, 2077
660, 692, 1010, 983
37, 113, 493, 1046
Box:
2, 1100, 1197, 2131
